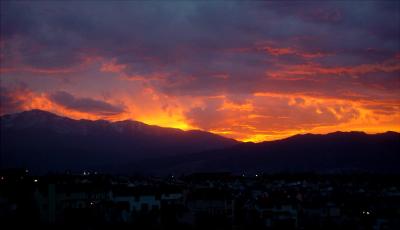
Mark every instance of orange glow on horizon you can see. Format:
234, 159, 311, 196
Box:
6, 102, 400, 143
2, 88, 399, 142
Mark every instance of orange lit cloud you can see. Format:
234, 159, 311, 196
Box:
1, 83, 399, 142
183, 92, 400, 142
1, 1, 399, 143
1, 86, 127, 121
2, 53, 399, 142
100, 58, 127, 73
268, 58, 400, 81
259, 45, 329, 59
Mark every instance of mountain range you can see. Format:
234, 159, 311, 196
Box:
1, 110, 399, 174
0, 110, 236, 173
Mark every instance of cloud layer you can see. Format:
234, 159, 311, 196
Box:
1, 1, 399, 141
49, 91, 125, 116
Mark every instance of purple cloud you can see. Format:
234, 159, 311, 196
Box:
49, 91, 124, 116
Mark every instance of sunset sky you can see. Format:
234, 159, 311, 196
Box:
1, 1, 399, 142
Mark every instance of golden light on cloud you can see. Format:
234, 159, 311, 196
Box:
1, 0, 399, 146
3, 86, 399, 143
138, 114, 193, 130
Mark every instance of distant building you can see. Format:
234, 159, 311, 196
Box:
112, 186, 161, 213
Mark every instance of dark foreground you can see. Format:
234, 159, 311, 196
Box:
1, 170, 400, 230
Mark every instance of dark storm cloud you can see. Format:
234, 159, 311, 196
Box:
49, 91, 124, 116
1, 1, 399, 99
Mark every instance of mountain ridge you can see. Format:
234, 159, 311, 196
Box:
1, 110, 399, 174
150, 131, 400, 174
0, 110, 237, 173
2, 109, 397, 143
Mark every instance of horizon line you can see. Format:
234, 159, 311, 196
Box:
1, 109, 399, 143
